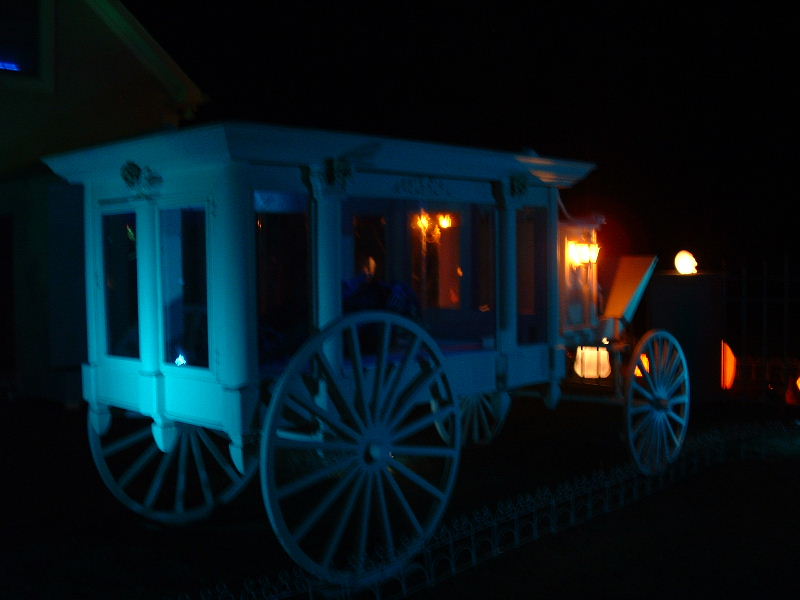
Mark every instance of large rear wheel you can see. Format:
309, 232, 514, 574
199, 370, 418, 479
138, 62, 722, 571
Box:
88, 406, 256, 525
260, 311, 461, 587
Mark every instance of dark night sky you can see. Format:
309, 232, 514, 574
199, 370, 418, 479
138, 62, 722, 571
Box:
123, 1, 797, 271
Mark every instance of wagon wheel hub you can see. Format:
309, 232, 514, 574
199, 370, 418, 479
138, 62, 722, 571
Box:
365, 441, 391, 464
361, 428, 393, 468
653, 395, 669, 411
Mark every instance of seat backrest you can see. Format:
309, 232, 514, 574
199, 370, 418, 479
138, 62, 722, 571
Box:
601, 255, 658, 325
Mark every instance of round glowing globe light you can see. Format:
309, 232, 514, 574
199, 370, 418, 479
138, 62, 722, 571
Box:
674, 250, 697, 275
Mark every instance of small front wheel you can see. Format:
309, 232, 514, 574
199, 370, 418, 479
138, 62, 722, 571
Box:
624, 329, 690, 476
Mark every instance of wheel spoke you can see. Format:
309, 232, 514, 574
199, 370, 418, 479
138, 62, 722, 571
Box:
316, 351, 366, 432
376, 470, 396, 558
190, 431, 214, 506
371, 321, 392, 408
637, 351, 657, 393
292, 466, 360, 543
664, 365, 687, 398
629, 400, 652, 416
144, 446, 176, 508
387, 457, 446, 502
382, 467, 423, 535
391, 404, 456, 441
653, 418, 665, 469
102, 426, 152, 458
322, 471, 366, 568
390, 444, 458, 458
386, 365, 443, 430
285, 392, 360, 442
144, 452, 175, 508
197, 429, 240, 484
276, 456, 358, 500
477, 400, 492, 435
175, 432, 189, 512
631, 409, 654, 438
662, 349, 681, 391
345, 325, 368, 424
274, 432, 358, 453
379, 335, 422, 421
665, 416, 680, 450
653, 339, 668, 388
356, 472, 374, 571
631, 380, 653, 401
118, 443, 160, 489
667, 404, 688, 427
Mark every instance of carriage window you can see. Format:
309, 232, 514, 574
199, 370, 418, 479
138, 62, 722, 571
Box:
411, 210, 461, 309
103, 213, 139, 358
256, 212, 310, 363
473, 206, 495, 314
517, 207, 546, 344
161, 209, 208, 367
352, 215, 386, 280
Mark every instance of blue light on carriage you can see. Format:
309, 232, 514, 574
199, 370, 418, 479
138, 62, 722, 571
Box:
0, 61, 22, 72
174, 353, 187, 366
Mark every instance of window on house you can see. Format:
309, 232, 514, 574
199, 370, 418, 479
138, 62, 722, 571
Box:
0, 3, 40, 76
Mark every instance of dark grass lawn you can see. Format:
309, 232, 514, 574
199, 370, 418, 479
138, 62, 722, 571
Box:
3, 394, 799, 599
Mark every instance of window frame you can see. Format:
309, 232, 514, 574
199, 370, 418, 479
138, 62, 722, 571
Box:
0, 0, 55, 93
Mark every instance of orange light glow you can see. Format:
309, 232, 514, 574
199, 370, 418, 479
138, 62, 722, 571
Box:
574, 346, 611, 379
634, 354, 650, 377
674, 250, 697, 275
720, 340, 737, 390
567, 241, 600, 267
438, 214, 452, 229
786, 375, 800, 406
416, 212, 430, 232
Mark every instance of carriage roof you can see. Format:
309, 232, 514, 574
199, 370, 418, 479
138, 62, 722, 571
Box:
43, 120, 595, 195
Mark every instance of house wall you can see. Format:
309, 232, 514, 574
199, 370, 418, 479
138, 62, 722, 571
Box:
0, 0, 200, 403
0, 0, 185, 179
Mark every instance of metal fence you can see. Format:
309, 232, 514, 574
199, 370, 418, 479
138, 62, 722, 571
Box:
722, 254, 800, 401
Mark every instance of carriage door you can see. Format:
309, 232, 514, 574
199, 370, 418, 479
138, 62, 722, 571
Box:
254, 192, 311, 373
160, 207, 208, 369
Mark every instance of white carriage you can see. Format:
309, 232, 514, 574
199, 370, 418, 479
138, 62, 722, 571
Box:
44, 122, 690, 586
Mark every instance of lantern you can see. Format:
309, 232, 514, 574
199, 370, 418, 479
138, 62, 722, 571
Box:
567, 240, 600, 268
574, 346, 611, 379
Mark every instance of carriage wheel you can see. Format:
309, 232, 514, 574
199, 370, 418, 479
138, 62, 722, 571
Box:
451, 391, 510, 446
88, 407, 257, 525
261, 311, 460, 587
624, 329, 690, 476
